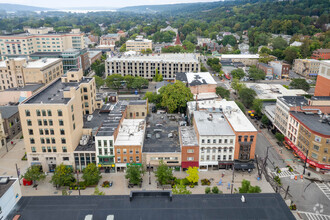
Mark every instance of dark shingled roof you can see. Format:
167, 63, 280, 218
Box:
0, 106, 18, 119
8, 193, 295, 220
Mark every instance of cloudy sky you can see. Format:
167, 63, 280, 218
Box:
1, 0, 220, 8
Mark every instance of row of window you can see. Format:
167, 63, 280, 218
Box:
28, 128, 65, 136
201, 155, 232, 161
117, 156, 139, 163
26, 109, 63, 117
201, 138, 234, 144
31, 146, 67, 153
201, 147, 233, 153
30, 138, 66, 144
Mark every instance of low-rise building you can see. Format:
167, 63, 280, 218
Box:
311, 49, 330, 60
315, 62, 330, 96
197, 37, 211, 47
88, 50, 102, 65
0, 177, 22, 220
126, 100, 148, 119
293, 59, 322, 77
219, 54, 259, 66
269, 61, 290, 79
176, 72, 217, 95
257, 63, 274, 79
106, 53, 200, 81
179, 126, 199, 170
160, 26, 178, 34
126, 35, 152, 52
100, 33, 121, 46
0, 84, 44, 106
0, 106, 21, 141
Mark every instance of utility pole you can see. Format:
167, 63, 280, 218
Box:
303, 150, 309, 175
15, 163, 20, 185
149, 162, 151, 185
230, 163, 235, 194
284, 186, 290, 199
255, 154, 261, 180
76, 170, 81, 196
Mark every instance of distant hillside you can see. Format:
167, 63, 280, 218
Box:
0, 3, 51, 12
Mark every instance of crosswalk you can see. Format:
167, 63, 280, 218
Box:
315, 182, 330, 200
299, 211, 330, 220
272, 170, 296, 178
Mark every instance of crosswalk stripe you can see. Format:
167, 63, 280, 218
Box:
315, 183, 330, 200
299, 211, 330, 220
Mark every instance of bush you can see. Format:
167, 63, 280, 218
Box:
275, 133, 285, 142
274, 176, 282, 186
102, 181, 110, 188
205, 187, 211, 194
201, 178, 211, 186
21, 153, 27, 161
181, 178, 190, 186
212, 186, 219, 194
287, 165, 293, 172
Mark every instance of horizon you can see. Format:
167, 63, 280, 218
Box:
0, 0, 222, 9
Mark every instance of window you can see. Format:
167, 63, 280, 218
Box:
43, 119, 48, 126
238, 136, 242, 142
45, 129, 49, 135
60, 129, 65, 135
73, 123, 75, 130
71, 105, 74, 112
213, 139, 216, 144
51, 138, 56, 144
136, 149, 139, 154
47, 110, 52, 116
98, 148, 102, 155
326, 139, 330, 144
39, 129, 44, 135
136, 156, 140, 162
250, 136, 254, 142
123, 157, 127, 162
129, 149, 133, 154
129, 156, 133, 162
314, 136, 321, 143
219, 139, 222, 144
103, 140, 107, 147
30, 138, 35, 144
202, 139, 205, 144
61, 138, 66, 144
49, 120, 53, 126
63, 157, 69, 161
58, 110, 63, 116
27, 119, 32, 126
187, 157, 194, 161
229, 155, 232, 160
223, 155, 227, 160
206, 155, 210, 160
207, 139, 210, 143
142, 112, 145, 117
117, 149, 120, 154
36, 110, 41, 116
72, 114, 75, 121
46, 138, 50, 144
311, 152, 318, 159
32, 157, 39, 161
42, 110, 46, 116
117, 157, 121, 162
224, 139, 227, 144
52, 147, 57, 152
31, 147, 36, 153
42, 147, 46, 152
62, 147, 67, 152
50, 129, 54, 135
123, 149, 127, 154
230, 139, 233, 144
40, 138, 45, 144
110, 140, 113, 147
187, 149, 194, 153
104, 148, 108, 155
244, 136, 248, 142
59, 119, 64, 126
313, 145, 320, 151
38, 120, 42, 126
25, 110, 30, 116
130, 113, 133, 118
47, 147, 51, 152
28, 129, 33, 135
324, 148, 328, 153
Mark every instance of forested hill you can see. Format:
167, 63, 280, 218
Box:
0, 3, 51, 11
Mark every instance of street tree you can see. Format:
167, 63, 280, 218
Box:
235, 101, 246, 113
125, 163, 144, 185
120, 43, 126, 52
239, 88, 256, 108
155, 160, 173, 185
82, 163, 102, 186
252, 99, 263, 117
124, 75, 135, 90
91, 60, 105, 77
231, 68, 245, 79
93, 76, 104, 90
159, 81, 193, 113
186, 167, 199, 184
215, 86, 230, 99
249, 66, 265, 81
143, 92, 162, 108
239, 179, 261, 193
289, 79, 310, 92
105, 74, 124, 91
275, 133, 285, 142
50, 164, 75, 188
92, 187, 105, 195
172, 182, 192, 195
22, 165, 46, 185
231, 78, 245, 93
132, 76, 149, 91
153, 69, 163, 82
261, 115, 270, 126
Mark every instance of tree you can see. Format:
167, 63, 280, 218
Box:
153, 68, 163, 82
283, 46, 301, 64
258, 54, 275, 64
249, 65, 265, 81
132, 77, 149, 91
22, 165, 46, 185
239, 179, 261, 193
91, 60, 105, 77
93, 76, 104, 90
231, 78, 244, 93
82, 163, 102, 186
222, 35, 237, 47
186, 167, 199, 184
231, 68, 245, 79
155, 160, 173, 185
183, 40, 195, 52
200, 63, 208, 72
212, 186, 220, 194
125, 163, 143, 185
159, 81, 193, 113
215, 86, 230, 99
172, 181, 192, 195
290, 79, 310, 92
271, 37, 288, 50
235, 101, 245, 113
252, 99, 263, 117
144, 92, 162, 107
259, 47, 271, 54
120, 43, 126, 52
261, 115, 270, 126
124, 75, 135, 90
50, 164, 74, 188
93, 187, 105, 195
275, 133, 285, 142
239, 88, 256, 108
105, 74, 124, 91
205, 187, 211, 194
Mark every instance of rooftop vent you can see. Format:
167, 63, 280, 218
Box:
0, 177, 9, 184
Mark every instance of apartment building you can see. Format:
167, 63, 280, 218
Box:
269, 61, 290, 79
176, 72, 217, 95
179, 126, 199, 170
293, 59, 322, 77
18, 69, 96, 171
126, 35, 152, 52
0, 106, 21, 141
311, 49, 330, 60
106, 53, 200, 81
126, 100, 148, 119
0, 27, 85, 59
100, 33, 121, 46
0, 58, 63, 91
315, 62, 330, 96
287, 112, 330, 171
257, 63, 274, 79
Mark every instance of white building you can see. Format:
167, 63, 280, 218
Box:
0, 177, 22, 220
126, 35, 152, 52
160, 26, 178, 34
197, 37, 211, 47
290, 41, 303, 47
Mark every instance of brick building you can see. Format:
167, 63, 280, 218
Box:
179, 126, 199, 170
315, 62, 330, 96
0, 106, 21, 141
311, 49, 330, 60
269, 61, 290, 79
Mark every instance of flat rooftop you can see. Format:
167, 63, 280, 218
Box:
0, 177, 16, 198
0, 58, 26, 68
107, 53, 199, 63
115, 119, 145, 146
7, 193, 295, 220
23, 77, 93, 104
194, 111, 235, 136
25, 58, 61, 69
83, 110, 109, 129
188, 100, 257, 132
245, 83, 307, 100
180, 127, 198, 146
278, 96, 308, 107
221, 54, 259, 59
186, 72, 217, 86
291, 112, 330, 136
5, 83, 44, 92
143, 114, 181, 153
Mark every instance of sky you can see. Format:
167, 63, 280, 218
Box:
0, 0, 220, 9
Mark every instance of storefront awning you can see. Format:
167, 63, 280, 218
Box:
234, 162, 255, 170
182, 161, 199, 168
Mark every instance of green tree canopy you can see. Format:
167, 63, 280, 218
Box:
239, 88, 256, 108
91, 60, 105, 77
239, 179, 261, 193
132, 76, 149, 91
93, 76, 104, 90
290, 79, 310, 91
231, 78, 245, 93
261, 115, 270, 126
155, 160, 173, 185
222, 35, 237, 46
215, 86, 230, 99
283, 46, 301, 64
275, 133, 285, 142
252, 99, 263, 117
120, 43, 126, 52
82, 163, 102, 186
271, 37, 288, 50
124, 75, 135, 90
144, 91, 162, 108
231, 68, 245, 79
172, 181, 192, 195
153, 69, 163, 82
22, 165, 46, 184
125, 163, 144, 185
50, 164, 74, 188
105, 74, 124, 91
249, 66, 266, 81
159, 81, 193, 113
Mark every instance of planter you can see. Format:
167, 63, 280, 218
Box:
23, 179, 33, 186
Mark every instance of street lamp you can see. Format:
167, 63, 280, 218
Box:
303, 150, 309, 175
